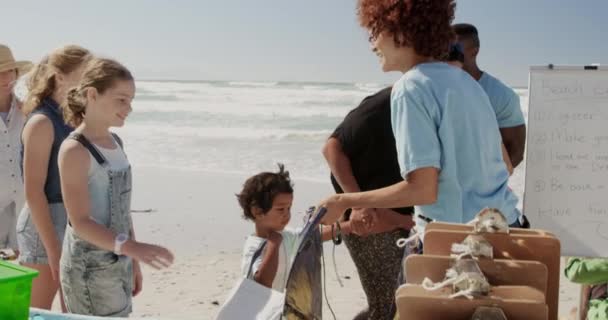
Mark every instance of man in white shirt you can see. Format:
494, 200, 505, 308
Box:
0, 44, 31, 254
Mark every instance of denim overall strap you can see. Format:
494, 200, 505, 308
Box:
69, 133, 106, 166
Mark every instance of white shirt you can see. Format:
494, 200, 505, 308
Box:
0, 97, 25, 210
241, 228, 301, 292
88, 139, 130, 177
0, 112, 9, 124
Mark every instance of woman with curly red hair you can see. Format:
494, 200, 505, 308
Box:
320, 0, 522, 295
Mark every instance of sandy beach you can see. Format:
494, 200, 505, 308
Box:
4, 1, 605, 319
44, 165, 581, 319
51, 166, 366, 319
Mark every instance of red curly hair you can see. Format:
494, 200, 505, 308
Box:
357, 0, 456, 59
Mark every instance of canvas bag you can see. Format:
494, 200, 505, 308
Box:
216, 242, 286, 320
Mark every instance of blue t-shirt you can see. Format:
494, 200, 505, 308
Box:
391, 62, 520, 227
478, 72, 525, 128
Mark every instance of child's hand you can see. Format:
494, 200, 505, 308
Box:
268, 232, 283, 245
123, 240, 174, 270
132, 260, 143, 296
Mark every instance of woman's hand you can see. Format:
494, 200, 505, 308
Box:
349, 208, 376, 236
319, 195, 350, 225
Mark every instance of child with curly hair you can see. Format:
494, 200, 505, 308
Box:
238, 164, 351, 291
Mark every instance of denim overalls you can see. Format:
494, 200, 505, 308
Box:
60, 132, 134, 317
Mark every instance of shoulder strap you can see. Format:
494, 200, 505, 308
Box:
69, 133, 106, 166
111, 133, 124, 149
246, 241, 268, 279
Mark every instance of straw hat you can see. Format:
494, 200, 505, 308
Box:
0, 44, 32, 74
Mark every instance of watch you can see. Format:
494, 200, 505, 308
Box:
114, 233, 130, 255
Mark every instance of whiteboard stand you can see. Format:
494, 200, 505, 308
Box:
524, 64, 608, 257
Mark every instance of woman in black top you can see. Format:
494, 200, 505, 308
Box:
322, 87, 413, 320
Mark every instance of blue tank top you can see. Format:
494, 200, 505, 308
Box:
21, 98, 73, 203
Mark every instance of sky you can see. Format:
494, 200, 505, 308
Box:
4, 0, 607, 86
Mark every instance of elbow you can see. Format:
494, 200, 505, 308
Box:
420, 192, 438, 206
69, 216, 89, 235
24, 184, 45, 206
511, 152, 524, 168
407, 168, 439, 206
253, 273, 272, 289
418, 185, 438, 205
321, 141, 331, 160
322, 138, 339, 161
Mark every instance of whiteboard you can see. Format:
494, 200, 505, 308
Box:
524, 65, 608, 257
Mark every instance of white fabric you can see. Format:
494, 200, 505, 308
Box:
0, 97, 25, 210
218, 228, 302, 320
240, 228, 300, 292
88, 138, 130, 177
0, 111, 8, 124
215, 277, 285, 320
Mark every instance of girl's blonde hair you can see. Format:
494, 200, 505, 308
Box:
64, 58, 134, 127
23, 45, 91, 115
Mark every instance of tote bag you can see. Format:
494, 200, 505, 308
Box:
216, 242, 286, 320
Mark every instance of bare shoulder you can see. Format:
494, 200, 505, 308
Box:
60, 139, 88, 160
59, 139, 90, 172
22, 114, 53, 140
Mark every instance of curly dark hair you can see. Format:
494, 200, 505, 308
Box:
357, 0, 456, 59
237, 164, 294, 220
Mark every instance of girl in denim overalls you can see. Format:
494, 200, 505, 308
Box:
58, 58, 174, 317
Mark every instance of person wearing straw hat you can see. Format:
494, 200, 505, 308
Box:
0, 44, 32, 257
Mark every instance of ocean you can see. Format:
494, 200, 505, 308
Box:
111, 80, 527, 207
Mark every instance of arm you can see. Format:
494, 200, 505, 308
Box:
500, 125, 526, 168
59, 140, 119, 251
343, 167, 438, 209
321, 85, 441, 223
320, 221, 352, 241
59, 140, 173, 269
369, 209, 415, 234
253, 233, 282, 288
129, 223, 143, 296
501, 143, 514, 175
321, 168, 438, 224
322, 137, 360, 193
565, 258, 608, 285
323, 137, 376, 233
21, 116, 61, 266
